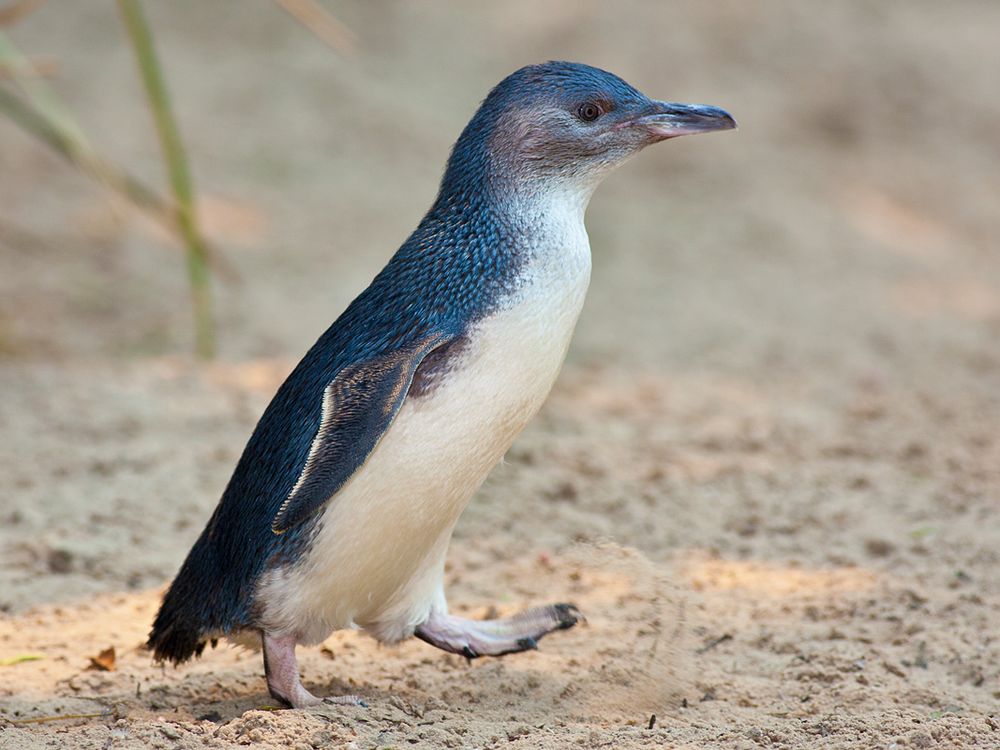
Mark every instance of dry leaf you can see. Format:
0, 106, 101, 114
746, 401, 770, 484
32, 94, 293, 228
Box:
88, 646, 116, 672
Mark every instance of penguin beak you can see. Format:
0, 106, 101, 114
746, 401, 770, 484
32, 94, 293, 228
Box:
627, 101, 737, 139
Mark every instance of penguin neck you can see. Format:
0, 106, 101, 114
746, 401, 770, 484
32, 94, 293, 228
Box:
435, 115, 599, 243
433, 167, 595, 256
391, 154, 594, 331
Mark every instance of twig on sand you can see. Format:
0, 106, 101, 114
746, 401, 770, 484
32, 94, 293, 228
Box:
696, 633, 733, 654
10, 711, 109, 725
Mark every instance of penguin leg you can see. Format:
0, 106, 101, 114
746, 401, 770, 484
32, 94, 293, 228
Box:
413, 603, 583, 658
261, 632, 366, 708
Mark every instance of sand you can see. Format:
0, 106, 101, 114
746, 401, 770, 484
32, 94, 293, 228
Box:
2, 2, 999, 748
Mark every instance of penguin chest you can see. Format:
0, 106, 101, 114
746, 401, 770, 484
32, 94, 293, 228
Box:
257, 235, 591, 642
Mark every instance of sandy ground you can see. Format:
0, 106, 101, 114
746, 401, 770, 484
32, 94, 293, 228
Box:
2, 2, 1000, 748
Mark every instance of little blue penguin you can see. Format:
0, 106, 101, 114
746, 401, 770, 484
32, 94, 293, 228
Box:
148, 61, 735, 708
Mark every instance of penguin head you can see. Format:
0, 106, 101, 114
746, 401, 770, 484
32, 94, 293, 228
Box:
443, 61, 735, 199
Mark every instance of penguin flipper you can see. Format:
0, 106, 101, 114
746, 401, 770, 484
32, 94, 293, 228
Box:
271, 330, 453, 534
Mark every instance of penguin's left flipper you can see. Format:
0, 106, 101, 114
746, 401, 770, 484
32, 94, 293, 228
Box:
271, 330, 455, 534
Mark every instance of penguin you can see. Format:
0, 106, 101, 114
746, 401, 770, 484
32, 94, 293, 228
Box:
148, 61, 735, 708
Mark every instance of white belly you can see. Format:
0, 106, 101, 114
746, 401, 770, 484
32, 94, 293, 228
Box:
255, 232, 592, 645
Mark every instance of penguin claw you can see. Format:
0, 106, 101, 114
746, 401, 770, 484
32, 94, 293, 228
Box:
551, 603, 585, 629
323, 695, 368, 708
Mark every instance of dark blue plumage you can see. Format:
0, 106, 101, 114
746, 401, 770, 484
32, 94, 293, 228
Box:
149, 184, 523, 660
147, 61, 736, 674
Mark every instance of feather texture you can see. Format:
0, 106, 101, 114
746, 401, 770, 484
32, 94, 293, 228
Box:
147, 61, 661, 664
272, 331, 453, 534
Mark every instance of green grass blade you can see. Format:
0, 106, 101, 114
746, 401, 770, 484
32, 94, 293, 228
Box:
0, 84, 178, 226
0, 653, 45, 666
117, 0, 215, 358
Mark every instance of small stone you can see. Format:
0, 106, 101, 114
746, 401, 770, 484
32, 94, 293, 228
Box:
160, 725, 182, 740
864, 539, 895, 557
47, 548, 74, 574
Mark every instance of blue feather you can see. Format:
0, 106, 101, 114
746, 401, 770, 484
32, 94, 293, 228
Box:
148, 62, 653, 662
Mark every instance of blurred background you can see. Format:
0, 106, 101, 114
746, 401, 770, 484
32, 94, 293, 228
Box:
1, 2, 999, 748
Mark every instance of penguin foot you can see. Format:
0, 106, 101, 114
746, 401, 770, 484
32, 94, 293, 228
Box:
323, 695, 369, 708
414, 603, 584, 658
262, 632, 367, 709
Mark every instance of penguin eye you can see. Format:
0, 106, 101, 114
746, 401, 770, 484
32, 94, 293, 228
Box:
576, 102, 604, 122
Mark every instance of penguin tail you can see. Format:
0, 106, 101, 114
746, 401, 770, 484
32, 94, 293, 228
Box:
147, 621, 207, 665
147, 531, 241, 664
147, 579, 213, 664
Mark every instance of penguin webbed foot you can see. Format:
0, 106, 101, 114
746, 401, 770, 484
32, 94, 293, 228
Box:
262, 632, 367, 709
414, 603, 584, 659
